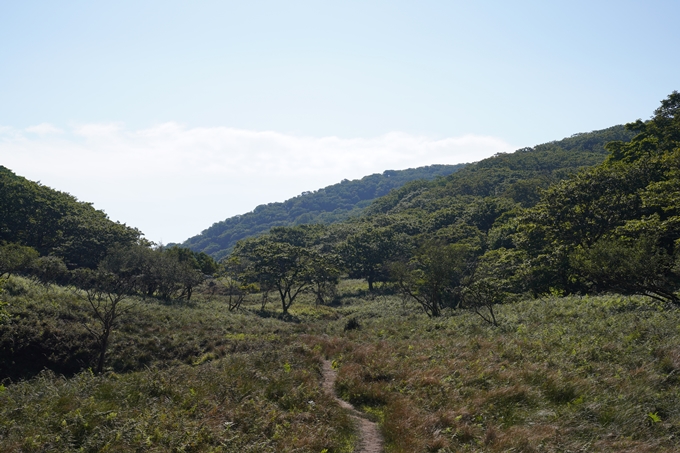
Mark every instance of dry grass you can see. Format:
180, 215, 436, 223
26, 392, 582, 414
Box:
3, 276, 680, 452
308, 294, 680, 452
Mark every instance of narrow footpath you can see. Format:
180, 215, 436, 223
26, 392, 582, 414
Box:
322, 360, 384, 453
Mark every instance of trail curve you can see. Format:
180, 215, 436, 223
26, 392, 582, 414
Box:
322, 360, 384, 453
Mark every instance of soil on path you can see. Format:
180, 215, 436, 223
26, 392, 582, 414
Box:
322, 360, 384, 453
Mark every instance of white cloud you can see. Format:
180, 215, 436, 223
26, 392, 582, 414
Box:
25, 123, 64, 135
0, 123, 515, 243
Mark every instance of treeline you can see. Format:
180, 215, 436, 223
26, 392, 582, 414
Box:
0, 166, 141, 269
1, 242, 217, 298
180, 164, 466, 260
1, 241, 219, 375
0, 166, 219, 302
0, 169, 222, 376
223, 94, 680, 319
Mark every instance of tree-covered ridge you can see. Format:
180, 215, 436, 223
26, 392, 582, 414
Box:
367, 125, 636, 216
180, 164, 465, 260
225, 123, 643, 317
0, 166, 141, 269
4, 95, 680, 452
337, 94, 679, 309
521, 91, 680, 301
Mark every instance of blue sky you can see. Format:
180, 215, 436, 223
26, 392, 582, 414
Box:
1, 1, 679, 243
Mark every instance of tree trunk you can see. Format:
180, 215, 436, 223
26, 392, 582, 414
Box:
96, 330, 110, 374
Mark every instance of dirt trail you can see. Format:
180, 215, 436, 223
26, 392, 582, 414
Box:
322, 360, 384, 453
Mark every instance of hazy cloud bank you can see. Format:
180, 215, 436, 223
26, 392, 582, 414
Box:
0, 123, 515, 243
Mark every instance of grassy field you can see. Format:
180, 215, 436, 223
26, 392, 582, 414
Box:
2, 277, 680, 452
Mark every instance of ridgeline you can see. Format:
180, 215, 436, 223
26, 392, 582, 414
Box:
180, 164, 466, 259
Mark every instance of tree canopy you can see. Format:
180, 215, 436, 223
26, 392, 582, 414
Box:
0, 166, 141, 268
180, 164, 465, 260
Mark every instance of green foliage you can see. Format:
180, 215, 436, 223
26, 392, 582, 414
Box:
234, 234, 318, 314
99, 245, 207, 301
0, 242, 39, 278
518, 92, 680, 300
606, 91, 680, 164
366, 125, 634, 217
0, 166, 141, 269
71, 267, 137, 374
525, 162, 656, 249
307, 251, 342, 305
216, 258, 259, 311
0, 346, 354, 452
181, 165, 465, 260
315, 294, 680, 452
329, 125, 638, 300
30, 255, 69, 286
570, 236, 680, 303
3, 273, 680, 451
459, 248, 528, 326
5, 90, 680, 452
0, 278, 94, 379
392, 242, 474, 316
0, 300, 8, 325
340, 225, 411, 291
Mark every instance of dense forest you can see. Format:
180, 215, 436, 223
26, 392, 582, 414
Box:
0, 166, 142, 269
179, 164, 466, 260
1, 92, 680, 452
224, 123, 638, 310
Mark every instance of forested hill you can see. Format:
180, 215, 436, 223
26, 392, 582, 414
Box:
367, 125, 636, 216
0, 166, 141, 268
180, 164, 465, 260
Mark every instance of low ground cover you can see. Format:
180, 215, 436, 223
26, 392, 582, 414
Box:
2, 277, 680, 452
314, 294, 680, 452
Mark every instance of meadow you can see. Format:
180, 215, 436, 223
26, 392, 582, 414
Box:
1, 276, 680, 452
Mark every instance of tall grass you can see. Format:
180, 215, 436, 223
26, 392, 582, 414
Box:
0, 277, 355, 452
3, 276, 680, 452
311, 294, 680, 452
0, 347, 355, 452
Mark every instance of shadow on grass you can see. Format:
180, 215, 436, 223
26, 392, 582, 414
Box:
330, 285, 399, 307
252, 309, 301, 323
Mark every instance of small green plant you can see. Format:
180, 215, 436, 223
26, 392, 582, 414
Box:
648, 412, 662, 424
0, 301, 9, 325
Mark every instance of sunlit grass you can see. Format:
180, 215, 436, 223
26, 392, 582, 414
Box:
2, 276, 680, 452
311, 295, 680, 452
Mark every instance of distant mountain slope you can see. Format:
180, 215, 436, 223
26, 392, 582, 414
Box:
0, 166, 141, 268
366, 125, 636, 216
181, 164, 466, 259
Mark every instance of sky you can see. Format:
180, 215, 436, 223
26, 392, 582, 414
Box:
1, 1, 679, 244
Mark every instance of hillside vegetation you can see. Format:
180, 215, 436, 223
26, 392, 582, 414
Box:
2, 92, 680, 452
367, 124, 634, 216
0, 166, 141, 269
1, 277, 679, 452
180, 164, 465, 260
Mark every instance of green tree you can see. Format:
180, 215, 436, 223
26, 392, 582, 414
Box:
518, 92, 680, 297
71, 267, 136, 374
0, 166, 141, 269
341, 226, 410, 291
307, 252, 342, 305
0, 242, 38, 278
234, 238, 315, 315
570, 235, 680, 304
30, 255, 69, 286
606, 91, 680, 164
460, 248, 526, 326
392, 242, 474, 317
102, 245, 206, 301
220, 257, 258, 311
